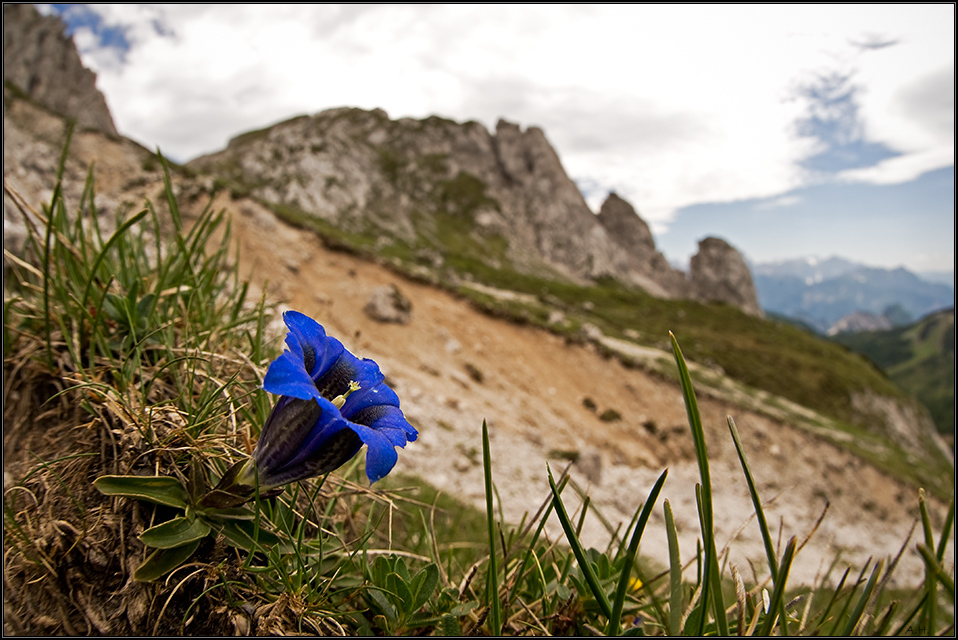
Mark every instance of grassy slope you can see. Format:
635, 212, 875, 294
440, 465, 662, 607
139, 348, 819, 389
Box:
833, 309, 956, 435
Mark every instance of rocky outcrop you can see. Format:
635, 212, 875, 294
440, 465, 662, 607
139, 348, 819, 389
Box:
596, 193, 657, 256
827, 311, 893, 336
688, 237, 764, 317
190, 108, 765, 314
3, 3, 118, 136
191, 110, 664, 289
596, 192, 689, 298
364, 284, 413, 324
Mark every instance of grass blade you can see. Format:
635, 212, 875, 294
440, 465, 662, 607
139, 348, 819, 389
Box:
546, 463, 613, 620
664, 499, 683, 637
918, 543, 955, 599
728, 415, 789, 634
758, 536, 796, 635
481, 419, 502, 635
918, 488, 938, 632
670, 332, 727, 636
839, 558, 884, 635
607, 468, 668, 635
79, 209, 149, 312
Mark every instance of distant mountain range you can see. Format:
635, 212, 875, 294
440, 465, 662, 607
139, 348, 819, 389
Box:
752, 257, 954, 333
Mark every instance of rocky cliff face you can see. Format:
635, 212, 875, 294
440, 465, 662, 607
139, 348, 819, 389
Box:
191, 107, 763, 314
595, 192, 689, 298
689, 237, 764, 317
3, 4, 118, 136
191, 110, 652, 286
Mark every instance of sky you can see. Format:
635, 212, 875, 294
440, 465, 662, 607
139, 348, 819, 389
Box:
42, 4, 955, 275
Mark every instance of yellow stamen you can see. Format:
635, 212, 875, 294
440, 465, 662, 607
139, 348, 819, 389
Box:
331, 380, 361, 409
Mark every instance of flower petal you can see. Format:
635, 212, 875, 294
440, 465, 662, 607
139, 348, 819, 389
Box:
253, 396, 324, 478
262, 351, 323, 401
278, 310, 347, 379
259, 429, 363, 488
310, 349, 377, 400
340, 379, 400, 417
348, 422, 401, 483
254, 396, 364, 488
282, 311, 329, 375
350, 403, 418, 443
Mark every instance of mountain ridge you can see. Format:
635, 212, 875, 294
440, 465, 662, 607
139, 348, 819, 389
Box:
753, 259, 954, 333
188, 106, 764, 316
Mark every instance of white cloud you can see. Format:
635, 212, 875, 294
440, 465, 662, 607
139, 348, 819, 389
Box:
837, 146, 955, 185
65, 4, 953, 228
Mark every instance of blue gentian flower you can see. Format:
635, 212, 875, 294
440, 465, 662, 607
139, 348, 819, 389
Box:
204, 311, 417, 506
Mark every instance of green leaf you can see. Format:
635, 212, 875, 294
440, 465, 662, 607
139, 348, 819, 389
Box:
372, 555, 391, 585
368, 588, 399, 625
394, 556, 411, 583
135, 292, 155, 319
410, 564, 440, 612
94, 475, 189, 509
218, 520, 284, 552
439, 614, 462, 637
133, 539, 201, 582
196, 488, 253, 510
391, 572, 414, 612
197, 505, 255, 521
138, 516, 211, 549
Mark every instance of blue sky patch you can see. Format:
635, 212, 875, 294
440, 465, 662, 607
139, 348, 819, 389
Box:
49, 4, 131, 54
658, 166, 954, 274
793, 71, 901, 173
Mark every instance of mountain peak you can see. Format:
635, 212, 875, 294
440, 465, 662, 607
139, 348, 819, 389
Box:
189, 109, 763, 314
2, 3, 118, 136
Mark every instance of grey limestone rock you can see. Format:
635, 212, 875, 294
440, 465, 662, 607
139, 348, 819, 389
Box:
364, 284, 412, 324
3, 4, 118, 136
596, 192, 690, 298
688, 237, 764, 317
